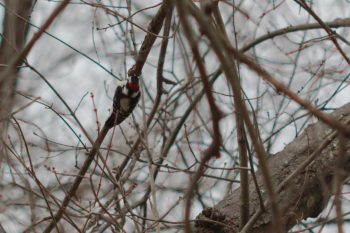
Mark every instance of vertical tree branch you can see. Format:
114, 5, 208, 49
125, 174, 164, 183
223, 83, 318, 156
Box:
116, 0, 173, 179
0, 0, 69, 163
211, 2, 250, 228
0, 0, 33, 162
176, 2, 223, 232
128, 0, 172, 77
187, 2, 283, 232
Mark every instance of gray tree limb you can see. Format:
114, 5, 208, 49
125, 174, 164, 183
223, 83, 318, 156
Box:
195, 103, 350, 233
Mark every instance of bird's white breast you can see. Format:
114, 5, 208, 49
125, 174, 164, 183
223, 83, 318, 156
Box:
120, 98, 131, 112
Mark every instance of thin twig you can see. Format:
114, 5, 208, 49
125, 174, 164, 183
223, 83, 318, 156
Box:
43, 124, 109, 232
294, 0, 350, 65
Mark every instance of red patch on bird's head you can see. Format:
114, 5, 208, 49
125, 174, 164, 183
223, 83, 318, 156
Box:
127, 82, 139, 91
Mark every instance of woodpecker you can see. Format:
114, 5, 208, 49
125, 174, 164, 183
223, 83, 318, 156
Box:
105, 75, 140, 129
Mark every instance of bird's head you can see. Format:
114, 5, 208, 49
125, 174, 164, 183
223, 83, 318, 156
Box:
127, 75, 140, 92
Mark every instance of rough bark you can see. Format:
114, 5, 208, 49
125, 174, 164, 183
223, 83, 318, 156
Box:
195, 103, 350, 233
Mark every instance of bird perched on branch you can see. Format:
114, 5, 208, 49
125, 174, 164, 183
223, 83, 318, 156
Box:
105, 75, 140, 129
